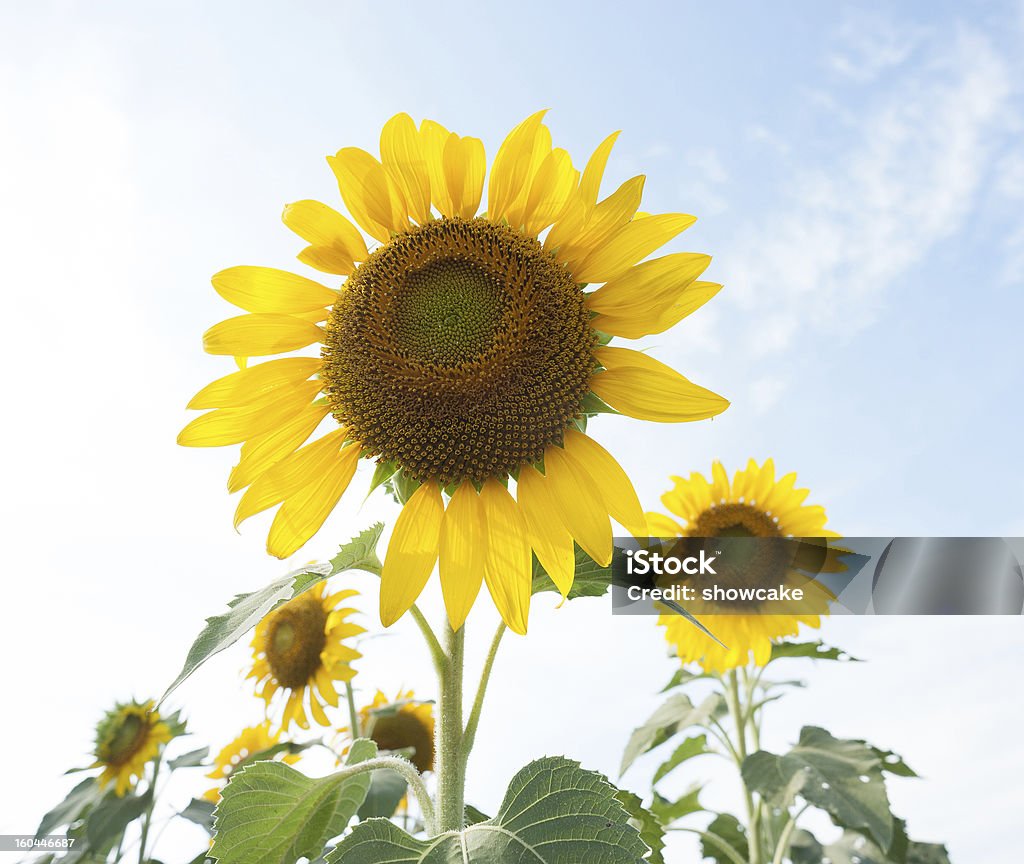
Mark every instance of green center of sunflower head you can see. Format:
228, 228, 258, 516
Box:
322, 217, 596, 486
265, 594, 328, 689
96, 707, 148, 766
391, 259, 504, 366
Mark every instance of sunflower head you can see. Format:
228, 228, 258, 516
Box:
203, 721, 301, 802
354, 690, 435, 774
248, 583, 364, 731
180, 111, 729, 636
652, 459, 840, 673
92, 700, 174, 796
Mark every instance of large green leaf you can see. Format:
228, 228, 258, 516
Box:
85, 788, 153, 851
210, 738, 377, 864
531, 546, 613, 599
621, 693, 725, 775
615, 789, 666, 864
35, 777, 103, 836
162, 524, 382, 703
741, 726, 894, 851
326, 757, 649, 863
355, 769, 407, 821
700, 814, 749, 864
180, 798, 217, 833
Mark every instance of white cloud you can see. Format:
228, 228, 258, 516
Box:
828, 10, 923, 82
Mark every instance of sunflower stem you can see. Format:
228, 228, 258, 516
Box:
462, 622, 506, 762
345, 681, 361, 740
137, 752, 161, 864
435, 621, 466, 833
410, 603, 446, 677
725, 670, 762, 864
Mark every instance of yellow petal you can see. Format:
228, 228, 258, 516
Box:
187, 357, 322, 409
542, 445, 612, 566
480, 479, 532, 635
551, 176, 645, 270
516, 465, 575, 597
451, 135, 485, 219
380, 113, 431, 224
587, 253, 711, 314
573, 213, 697, 284
178, 380, 322, 447
590, 346, 729, 422
439, 482, 487, 631
646, 512, 685, 537
282, 200, 368, 275
711, 461, 731, 502
234, 428, 348, 527
562, 429, 646, 537
487, 110, 548, 224
267, 442, 361, 558
211, 266, 338, 314
503, 123, 552, 230
228, 404, 330, 493
379, 482, 443, 627
578, 131, 620, 212
420, 119, 456, 217
522, 148, 579, 237
202, 313, 323, 357
328, 147, 408, 243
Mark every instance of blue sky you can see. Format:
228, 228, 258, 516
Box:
1, 1, 1022, 861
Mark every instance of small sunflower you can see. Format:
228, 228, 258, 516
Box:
352, 689, 436, 773
92, 700, 172, 796
180, 111, 729, 635
247, 583, 364, 730
653, 459, 840, 673
203, 721, 300, 802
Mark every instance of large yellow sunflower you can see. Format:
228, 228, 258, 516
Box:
203, 721, 301, 802
179, 111, 729, 635
350, 689, 436, 774
653, 459, 840, 673
92, 700, 172, 796
246, 582, 364, 730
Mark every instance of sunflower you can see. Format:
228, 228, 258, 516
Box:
202, 721, 301, 802
92, 700, 172, 796
653, 459, 841, 673
246, 582, 364, 730
179, 111, 729, 635
351, 689, 436, 774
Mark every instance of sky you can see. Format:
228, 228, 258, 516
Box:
1, 0, 1022, 861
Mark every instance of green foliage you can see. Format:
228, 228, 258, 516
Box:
356, 769, 407, 821
742, 726, 896, 852
162, 524, 383, 703
180, 798, 216, 833
650, 786, 703, 824
789, 827, 951, 864
652, 734, 711, 784
168, 746, 209, 770
700, 814, 749, 864
85, 789, 152, 851
769, 640, 861, 664
327, 757, 650, 863
615, 789, 666, 864
210, 738, 377, 864
660, 668, 713, 692
621, 692, 725, 775
35, 777, 103, 837
531, 546, 614, 599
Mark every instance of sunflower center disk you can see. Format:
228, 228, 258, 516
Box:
265, 596, 328, 689
691, 503, 781, 539
322, 218, 596, 485
369, 712, 435, 774
105, 714, 146, 765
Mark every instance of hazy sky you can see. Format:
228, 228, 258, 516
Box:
1, 1, 1022, 861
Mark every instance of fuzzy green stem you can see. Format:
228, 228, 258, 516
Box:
461, 622, 506, 763
435, 622, 466, 832
345, 681, 361, 740
772, 803, 810, 864
137, 753, 161, 864
410, 604, 446, 676
726, 670, 762, 864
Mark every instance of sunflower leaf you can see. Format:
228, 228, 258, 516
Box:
652, 734, 711, 784
788, 826, 951, 864
700, 814, 749, 864
741, 726, 894, 852
650, 785, 704, 824
621, 693, 725, 776
35, 777, 103, 838
356, 768, 407, 821
210, 738, 376, 864
326, 757, 649, 863
161, 523, 382, 704
615, 789, 666, 863
85, 788, 153, 852
531, 546, 614, 599
168, 747, 210, 770
769, 640, 861, 664
179, 798, 217, 833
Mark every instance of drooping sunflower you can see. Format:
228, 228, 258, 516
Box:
247, 582, 364, 730
653, 459, 841, 673
179, 111, 729, 635
350, 689, 436, 774
92, 700, 173, 796
203, 721, 301, 802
